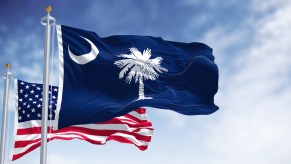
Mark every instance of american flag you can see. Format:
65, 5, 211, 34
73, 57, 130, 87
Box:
11, 79, 154, 161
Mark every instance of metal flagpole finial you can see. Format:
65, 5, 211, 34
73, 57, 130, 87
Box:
5, 63, 11, 69
41, 5, 55, 26
45, 5, 52, 13
3, 64, 12, 79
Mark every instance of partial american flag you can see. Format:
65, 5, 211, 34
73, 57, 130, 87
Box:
11, 79, 154, 161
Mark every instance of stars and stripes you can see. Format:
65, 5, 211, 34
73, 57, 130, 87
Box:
11, 79, 154, 161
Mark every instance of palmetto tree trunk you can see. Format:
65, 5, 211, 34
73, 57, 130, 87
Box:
138, 76, 145, 99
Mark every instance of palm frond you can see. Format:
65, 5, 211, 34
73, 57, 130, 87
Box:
119, 62, 135, 79
126, 71, 135, 84
150, 57, 162, 65
114, 59, 134, 68
142, 48, 151, 61
148, 57, 168, 74
129, 47, 143, 59
117, 54, 137, 59
125, 65, 141, 84
139, 64, 158, 81
145, 67, 159, 81
152, 64, 168, 73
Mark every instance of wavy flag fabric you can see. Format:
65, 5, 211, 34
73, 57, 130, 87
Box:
55, 25, 219, 129
11, 79, 153, 161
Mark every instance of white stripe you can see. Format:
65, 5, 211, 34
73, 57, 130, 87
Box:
127, 111, 148, 120
17, 120, 54, 129
134, 129, 154, 136
110, 132, 149, 146
73, 123, 140, 131
53, 24, 64, 130
111, 116, 145, 124
14, 133, 41, 141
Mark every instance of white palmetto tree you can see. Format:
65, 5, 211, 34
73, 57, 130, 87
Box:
114, 47, 168, 100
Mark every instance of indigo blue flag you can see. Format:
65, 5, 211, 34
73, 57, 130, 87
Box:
54, 25, 219, 129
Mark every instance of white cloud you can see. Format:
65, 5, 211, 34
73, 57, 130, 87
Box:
18, 63, 42, 81
200, 0, 291, 163
151, 109, 190, 129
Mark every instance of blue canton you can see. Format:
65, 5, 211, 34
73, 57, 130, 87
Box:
17, 80, 58, 122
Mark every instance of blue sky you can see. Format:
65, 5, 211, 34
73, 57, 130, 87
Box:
1, 0, 291, 164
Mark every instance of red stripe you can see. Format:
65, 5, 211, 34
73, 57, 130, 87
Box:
84, 120, 153, 127
14, 138, 41, 148
17, 127, 54, 135
134, 108, 146, 114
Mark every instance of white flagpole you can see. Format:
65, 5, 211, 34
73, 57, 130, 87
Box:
0, 64, 12, 164
40, 6, 55, 164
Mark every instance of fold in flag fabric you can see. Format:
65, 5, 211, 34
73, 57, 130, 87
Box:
55, 25, 219, 129
11, 79, 153, 161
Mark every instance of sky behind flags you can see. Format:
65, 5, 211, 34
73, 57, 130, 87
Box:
1, 0, 291, 164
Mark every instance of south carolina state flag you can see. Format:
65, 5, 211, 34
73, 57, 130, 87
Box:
54, 25, 219, 129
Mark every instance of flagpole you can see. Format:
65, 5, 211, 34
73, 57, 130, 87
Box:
40, 6, 55, 164
0, 64, 12, 164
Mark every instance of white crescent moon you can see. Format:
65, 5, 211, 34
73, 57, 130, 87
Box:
68, 36, 99, 65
